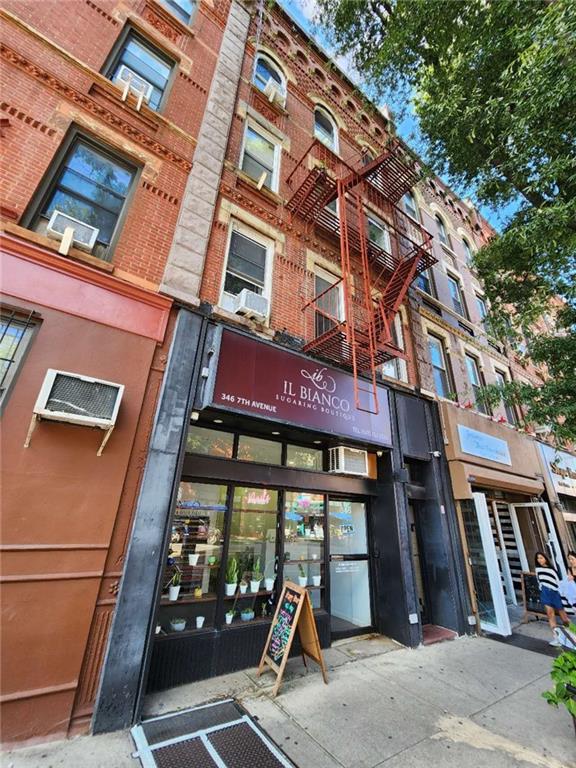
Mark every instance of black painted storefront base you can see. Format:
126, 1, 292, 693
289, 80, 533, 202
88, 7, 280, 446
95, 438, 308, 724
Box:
147, 613, 331, 692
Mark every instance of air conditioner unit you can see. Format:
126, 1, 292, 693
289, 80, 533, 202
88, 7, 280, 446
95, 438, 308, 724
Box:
233, 289, 269, 322
263, 78, 285, 106
114, 64, 153, 110
46, 210, 99, 253
34, 369, 124, 428
328, 446, 369, 476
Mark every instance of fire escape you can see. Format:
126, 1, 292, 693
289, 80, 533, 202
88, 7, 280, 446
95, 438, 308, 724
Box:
286, 138, 435, 414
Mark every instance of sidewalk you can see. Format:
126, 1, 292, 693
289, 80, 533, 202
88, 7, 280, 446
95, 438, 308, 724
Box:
4, 633, 575, 768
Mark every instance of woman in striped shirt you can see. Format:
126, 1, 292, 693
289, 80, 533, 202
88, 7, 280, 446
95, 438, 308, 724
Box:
535, 551, 570, 646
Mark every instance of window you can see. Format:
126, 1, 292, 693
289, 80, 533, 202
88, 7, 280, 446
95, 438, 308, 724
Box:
403, 191, 419, 221
314, 106, 338, 152
186, 425, 234, 458
447, 274, 467, 317
253, 54, 286, 105
361, 147, 376, 166
475, 294, 488, 328
367, 214, 391, 253
465, 353, 489, 414
494, 369, 517, 425
106, 30, 173, 112
286, 445, 323, 471
158, 0, 195, 24
221, 225, 271, 308
0, 311, 36, 405
314, 267, 342, 337
435, 214, 451, 248
237, 435, 282, 465
462, 237, 473, 265
29, 136, 137, 260
428, 334, 452, 398
415, 269, 434, 295
382, 315, 408, 382
240, 123, 280, 192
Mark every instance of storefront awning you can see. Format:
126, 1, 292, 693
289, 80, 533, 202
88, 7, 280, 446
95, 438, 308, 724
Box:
449, 461, 545, 499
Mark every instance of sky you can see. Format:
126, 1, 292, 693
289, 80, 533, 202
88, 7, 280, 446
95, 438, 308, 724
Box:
276, 0, 518, 232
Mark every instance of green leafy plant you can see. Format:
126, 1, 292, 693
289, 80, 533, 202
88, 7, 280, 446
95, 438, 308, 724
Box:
225, 556, 238, 584
542, 631, 576, 718
298, 564, 306, 578
171, 568, 182, 587
252, 557, 263, 581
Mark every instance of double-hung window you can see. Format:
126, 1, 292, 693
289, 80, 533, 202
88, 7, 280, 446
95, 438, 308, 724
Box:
462, 237, 473, 266
465, 353, 489, 414
435, 214, 451, 248
107, 30, 174, 112
382, 316, 408, 382
241, 124, 280, 192
221, 224, 271, 314
253, 54, 286, 106
415, 270, 433, 295
494, 369, 517, 425
428, 334, 452, 398
159, 0, 195, 24
475, 294, 488, 329
367, 214, 391, 254
447, 274, 467, 317
29, 136, 137, 261
314, 107, 338, 153
0, 310, 37, 406
314, 267, 342, 338
403, 191, 419, 221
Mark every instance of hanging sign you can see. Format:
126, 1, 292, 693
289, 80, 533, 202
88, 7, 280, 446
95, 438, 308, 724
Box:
257, 581, 328, 697
209, 330, 392, 446
539, 443, 576, 498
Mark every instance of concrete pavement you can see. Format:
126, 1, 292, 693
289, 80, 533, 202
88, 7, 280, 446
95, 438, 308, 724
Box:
4, 632, 575, 768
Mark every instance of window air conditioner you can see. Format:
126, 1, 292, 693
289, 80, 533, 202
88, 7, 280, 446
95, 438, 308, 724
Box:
328, 446, 369, 476
33, 369, 124, 428
114, 65, 153, 110
263, 78, 285, 106
46, 210, 99, 253
233, 289, 269, 322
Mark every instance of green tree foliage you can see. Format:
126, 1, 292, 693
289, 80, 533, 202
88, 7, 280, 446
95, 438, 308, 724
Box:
316, 0, 576, 441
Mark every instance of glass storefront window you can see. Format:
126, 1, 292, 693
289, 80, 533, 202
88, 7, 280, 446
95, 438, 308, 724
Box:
186, 426, 234, 458
237, 435, 282, 464
284, 492, 325, 607
286, 444, 323, 471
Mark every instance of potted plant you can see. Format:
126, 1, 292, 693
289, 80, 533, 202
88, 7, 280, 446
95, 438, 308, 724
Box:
298, 563, 308, 587
542, 634, 576, 735
312, 573, 321, 587
188, 552, 200, 566
225, 609, 236, 625
250, 557, 263, 592
170, 617, 186, 632
193, 586, 203, 599
239, 576, 248, 594
225, 556, 238, 596
168, 568, 182, 601
241, 607, 255, 622
196, 616, 205, 629
264, 572, 275, 591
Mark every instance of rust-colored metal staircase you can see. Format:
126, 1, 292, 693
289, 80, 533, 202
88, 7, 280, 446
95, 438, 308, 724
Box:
287, 138, 435, 413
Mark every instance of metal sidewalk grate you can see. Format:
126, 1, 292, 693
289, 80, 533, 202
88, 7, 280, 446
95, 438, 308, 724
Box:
132, 699, 296, 768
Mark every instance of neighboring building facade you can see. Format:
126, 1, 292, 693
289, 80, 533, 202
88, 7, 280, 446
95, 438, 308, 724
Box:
404, 176, 574, 636
1, 0, 235, 745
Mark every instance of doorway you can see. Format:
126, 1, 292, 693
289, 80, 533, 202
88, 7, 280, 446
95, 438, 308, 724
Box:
328, 499, 373, 638
407, 501, 430, 625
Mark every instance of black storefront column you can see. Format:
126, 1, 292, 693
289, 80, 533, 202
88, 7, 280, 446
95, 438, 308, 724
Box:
92, 309, 207, 734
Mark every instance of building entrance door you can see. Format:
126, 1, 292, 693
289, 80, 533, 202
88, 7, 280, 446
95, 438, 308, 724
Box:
407, 501, 430, 625
509, 502, 566, 578
328, 499, 373, 638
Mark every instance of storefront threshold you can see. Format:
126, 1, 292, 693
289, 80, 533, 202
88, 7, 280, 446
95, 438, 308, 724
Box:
422, 624, 458, 646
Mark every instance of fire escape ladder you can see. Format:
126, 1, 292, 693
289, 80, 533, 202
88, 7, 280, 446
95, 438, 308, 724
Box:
374, 254, 421, 342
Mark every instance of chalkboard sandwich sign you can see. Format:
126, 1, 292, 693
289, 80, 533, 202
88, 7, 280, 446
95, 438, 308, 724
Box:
257, 581, 328, 697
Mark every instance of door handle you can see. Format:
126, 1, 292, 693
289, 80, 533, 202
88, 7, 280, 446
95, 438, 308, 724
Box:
373, 549, 380, 558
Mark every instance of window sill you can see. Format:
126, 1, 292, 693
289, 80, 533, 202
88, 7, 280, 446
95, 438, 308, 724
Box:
2, 222, 114, 273
235, 171, 284, 206
142, 0, 197, 40
250, 84, 288, 117
89, 82, 161, 133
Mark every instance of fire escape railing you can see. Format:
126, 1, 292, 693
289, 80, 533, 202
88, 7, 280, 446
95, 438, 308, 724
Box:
287, 137, 436, 414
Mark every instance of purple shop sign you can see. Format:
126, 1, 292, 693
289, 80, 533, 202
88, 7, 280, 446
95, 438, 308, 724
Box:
209, 330, 392, 447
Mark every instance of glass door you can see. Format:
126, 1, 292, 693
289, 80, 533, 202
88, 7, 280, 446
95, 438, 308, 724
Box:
509, 502, 567, 578
328, 499, 373, 638
461, 493, 511, 636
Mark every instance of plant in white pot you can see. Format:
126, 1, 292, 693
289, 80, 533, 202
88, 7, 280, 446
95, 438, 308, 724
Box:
170, 617, 186, 632
312, 573, 321, 587
225, 556, 238, 596
239, 576, 248, 594
188, 552, 200, 566
168, 568, 182, 601
297, 563, 308, 587
241, 607, 254, 622
225, 609, 236, 625
250, 557, 263, 593
264, 570, 275, 591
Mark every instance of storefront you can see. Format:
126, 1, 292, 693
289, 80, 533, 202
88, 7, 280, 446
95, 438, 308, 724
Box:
538, 443, 576, 551
93, 313, 471, 733
440, 402, 565, 637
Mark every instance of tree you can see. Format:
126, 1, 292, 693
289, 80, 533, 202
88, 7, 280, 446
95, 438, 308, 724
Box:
315, 0, 576, 441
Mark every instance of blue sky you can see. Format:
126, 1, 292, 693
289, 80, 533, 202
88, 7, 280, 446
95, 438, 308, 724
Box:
277, 0, 517, 231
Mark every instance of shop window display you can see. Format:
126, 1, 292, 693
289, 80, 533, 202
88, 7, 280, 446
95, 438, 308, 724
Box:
284, 492, 325, 610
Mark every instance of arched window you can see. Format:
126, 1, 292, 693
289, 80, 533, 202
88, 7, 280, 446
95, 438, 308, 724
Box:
462, 237, 473, 264
361, 146, 376, 166
435, 214, 450, 247
314, 106, 338, 152
253, 54, 286, 105
403, 191, 419, 221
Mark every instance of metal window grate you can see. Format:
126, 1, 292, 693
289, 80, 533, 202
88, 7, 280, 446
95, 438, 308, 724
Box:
0, 309, 36, 401
46, 374, 119, 419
